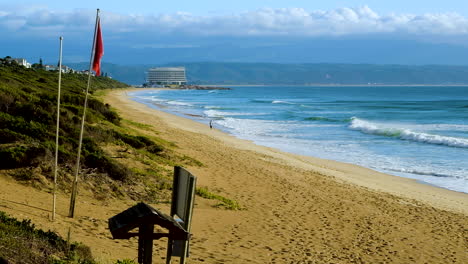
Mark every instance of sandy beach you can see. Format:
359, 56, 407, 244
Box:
1, 88, 467, 263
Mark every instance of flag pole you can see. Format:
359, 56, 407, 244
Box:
52, 36, 63, 221
69, 9, 100, 218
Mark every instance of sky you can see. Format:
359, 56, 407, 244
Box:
4, 0, 468, 15
2, 1, 468, 65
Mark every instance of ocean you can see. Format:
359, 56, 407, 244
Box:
129, 86, 468, 193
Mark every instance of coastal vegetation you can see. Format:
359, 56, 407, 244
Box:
0, 59, 201, 201
0, 211, 95, 263
0, 59, 241, 262
196, 187, 243, 210
0, 56, 241, 205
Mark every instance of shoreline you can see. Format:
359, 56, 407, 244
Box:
113, 88, 467, 215
200, 84, 468, 87
130, 88, 466, 194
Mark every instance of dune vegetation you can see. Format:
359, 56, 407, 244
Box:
0, 58, 208, 263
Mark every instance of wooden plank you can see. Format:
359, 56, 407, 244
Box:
111, 232, 170, 240
138, 224, 154, 264
168, 166, 197, 262
108, 202, 189, 240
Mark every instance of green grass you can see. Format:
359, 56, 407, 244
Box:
122, 119, 153, 130
196, 187, 243, 210
0, 211, 96, 264
114, 260, 137, 264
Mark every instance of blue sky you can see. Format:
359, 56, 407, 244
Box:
1, 1, 468, 65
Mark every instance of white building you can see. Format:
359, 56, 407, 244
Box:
44, 65, 75, 73
44, 65, 59, 71
59, 65, 73, 73
13, 58, 31, 68
44, 65, 58, 71
147, 67, 187, 85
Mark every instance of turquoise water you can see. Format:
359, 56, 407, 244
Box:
130, 86, 468, 193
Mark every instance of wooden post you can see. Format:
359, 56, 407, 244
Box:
138, 224, 154, 264
167, 166, 197, 264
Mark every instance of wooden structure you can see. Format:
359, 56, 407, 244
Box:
108, 166, 196, 264
166, 166, 197, 264
109, 202, 189, 263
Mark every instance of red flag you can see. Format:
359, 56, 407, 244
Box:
92, 18, 104, 76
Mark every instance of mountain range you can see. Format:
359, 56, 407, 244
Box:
67, 62, 468, 86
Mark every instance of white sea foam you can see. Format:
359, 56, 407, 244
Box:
150, 97, 165, 102
133, 96, 156, 100
204, 109, 265, 117
272, 100, 294, 104
204, 106, 222, 109
349, 117, 468, 148
405, 123, 468, 132
204, 110, 225, 117
216, 118, 294, 137
166, 101, 193, 106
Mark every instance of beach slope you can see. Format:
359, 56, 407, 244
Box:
103, 88, 467, 263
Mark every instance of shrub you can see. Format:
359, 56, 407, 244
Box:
0, 128, 26, 143
114, 132, 146, 149
0, 112, 51, 140
113, 131, 165, 153
85, 153, 132, 181
0, 211, 96, 264
0, 92, 14, 112
115, 260, 137, 264
0, 144, 50, 169
147, 144, 164, 154
83, 140, 132, 181
196, 187, 243, 210
88, 98, 120, 124
11, 168, 34, 181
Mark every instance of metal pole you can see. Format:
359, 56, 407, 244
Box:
69, 9, 100, 218
52, 36, 63, 221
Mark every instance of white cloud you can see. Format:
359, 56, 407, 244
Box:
1, 6, 468, 37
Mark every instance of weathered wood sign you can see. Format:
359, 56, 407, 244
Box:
108, 166, 196, 264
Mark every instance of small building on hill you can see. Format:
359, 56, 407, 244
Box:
12, 58, 31, 68
147, 67, 187, 85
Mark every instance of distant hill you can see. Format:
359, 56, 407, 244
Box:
67, 62, 468, 86
67, 62, 150, 85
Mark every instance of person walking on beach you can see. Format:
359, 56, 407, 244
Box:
209, 120, 213, 129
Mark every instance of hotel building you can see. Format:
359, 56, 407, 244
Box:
147, 67, 187, 85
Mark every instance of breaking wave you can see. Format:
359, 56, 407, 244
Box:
204, 109, 263, 118
252, 99, 295, 104
272, 100, 294, 104
349, 117, 468, 148
166, 101, 193, 106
